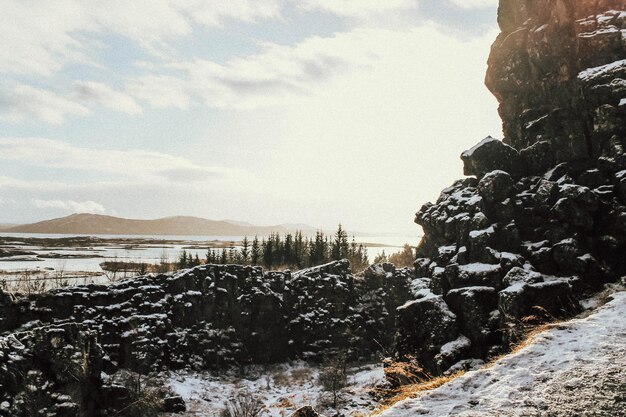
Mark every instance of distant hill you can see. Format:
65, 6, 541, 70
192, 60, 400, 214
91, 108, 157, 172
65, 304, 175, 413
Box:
0, 224, 17, 231
4, 213, 322, 237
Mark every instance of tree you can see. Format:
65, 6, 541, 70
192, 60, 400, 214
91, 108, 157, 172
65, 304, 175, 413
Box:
293, 231, 305, 268
388, 244, 416, 268
373, 250, 388, 264
228, 242, 237, 263
347, 237, 369, 272
240, 236, 250, 264
251, 236, 261, 265
220, 248, 228, 264
283, 233, 293, 266
332, 224, 349, 261
318, 352, 349, 409
262, 236, 274, 269
178, 250, 188, 269
309, 231, 326, 266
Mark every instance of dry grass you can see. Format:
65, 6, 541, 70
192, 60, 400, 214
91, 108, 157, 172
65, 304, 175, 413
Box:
371, 371, 465, 415
370, 310, 563, 416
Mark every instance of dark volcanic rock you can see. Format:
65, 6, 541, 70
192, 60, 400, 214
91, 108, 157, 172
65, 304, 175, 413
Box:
395, 292, 462, 374
395, 0, 625, 381
477, 170, 515, 203
0, 323, 105, 417
461, 136, 524, 178
486, 0, 626, 169
0, 261, 412, 373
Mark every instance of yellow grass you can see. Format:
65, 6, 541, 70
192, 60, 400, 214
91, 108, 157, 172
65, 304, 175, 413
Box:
370, 313, 562, 416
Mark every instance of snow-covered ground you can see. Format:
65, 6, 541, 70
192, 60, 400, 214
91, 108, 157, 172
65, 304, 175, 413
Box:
166, 361, 384, 416
380, 290, 626, 417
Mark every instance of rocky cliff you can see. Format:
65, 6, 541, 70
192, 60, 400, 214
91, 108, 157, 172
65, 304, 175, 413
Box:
0, 261, 411, 415
394, 0, 625, 376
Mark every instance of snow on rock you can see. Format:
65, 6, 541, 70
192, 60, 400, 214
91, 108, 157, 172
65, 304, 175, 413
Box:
0, 261, 413, 373
577, 58, 626, 82
380, 291, 626, 417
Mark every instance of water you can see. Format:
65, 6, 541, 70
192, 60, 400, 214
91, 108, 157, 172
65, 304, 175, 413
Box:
0, 232, 421, 282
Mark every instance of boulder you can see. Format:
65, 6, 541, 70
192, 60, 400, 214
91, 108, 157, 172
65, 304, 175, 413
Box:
461, 137, 525, 178
499, 279, 580, 324
445, 286, 498, 354
477, 170, 515, 203
395, 292, 461, 374
290, 406, 323, 417
163, 396, 186, 413
448, 263, 504, 290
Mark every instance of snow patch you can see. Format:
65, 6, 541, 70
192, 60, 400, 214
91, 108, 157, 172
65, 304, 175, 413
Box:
379, 291, 626, 417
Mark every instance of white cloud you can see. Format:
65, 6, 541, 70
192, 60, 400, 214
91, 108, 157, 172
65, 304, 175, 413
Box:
129, 31, 378, 110
0, 81, 141, 125
0, 137, 221, 181
0, 0, 285, 77
72, 81, 143, 115
298, 0, 417, 19
0, 84, 90, 124
127, 75, 192, 109
33, 199, 106, 214
448, 0, 498, 10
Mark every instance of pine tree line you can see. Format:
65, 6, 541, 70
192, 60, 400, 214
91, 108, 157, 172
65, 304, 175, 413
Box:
178, 224, 369, 271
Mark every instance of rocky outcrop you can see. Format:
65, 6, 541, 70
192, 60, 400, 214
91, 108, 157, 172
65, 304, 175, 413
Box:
395, 0, 625, 376
0, 261, 411, 376
486, 0, 625, 168
0, 324, 104, 416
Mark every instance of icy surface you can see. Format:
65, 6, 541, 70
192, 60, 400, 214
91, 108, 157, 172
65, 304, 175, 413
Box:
380, 291, 626, 417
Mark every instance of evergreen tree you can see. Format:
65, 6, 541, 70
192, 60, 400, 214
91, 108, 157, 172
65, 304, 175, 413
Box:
220, 248, 228, 264
284, 233, 293, 266
263, 235, 274, 268
251, 236, 261, 265
332, 224, 349, 260
194, 253, 201, 266
294, 231, 305, 268
240, 236, 250, 264
228, 242, 236, 263
309, 231, 326, 266
178, 250, 188, 269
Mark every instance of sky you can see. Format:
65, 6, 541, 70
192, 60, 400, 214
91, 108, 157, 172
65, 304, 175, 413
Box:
0, 0, 502, 235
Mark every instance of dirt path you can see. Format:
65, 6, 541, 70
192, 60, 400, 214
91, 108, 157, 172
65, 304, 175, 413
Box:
380, 290, 626, 417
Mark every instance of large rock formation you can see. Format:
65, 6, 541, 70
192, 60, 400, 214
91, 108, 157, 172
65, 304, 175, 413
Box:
395, 0, 625, 376
0, 261, 410, 375
0, 261, 410, 413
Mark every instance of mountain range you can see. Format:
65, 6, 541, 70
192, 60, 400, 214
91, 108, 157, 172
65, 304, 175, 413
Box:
0, 213, 353, 237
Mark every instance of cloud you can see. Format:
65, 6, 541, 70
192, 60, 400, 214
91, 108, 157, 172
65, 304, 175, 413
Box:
448, 0, 498, 10
0, 137, 220, 181
127, 75, 191, 109
0, 84, 90, 124
129, 31, 375, 110
72, 81, 143, 115
0, 82, 143, 124
0, 0, 285, 77
33, 199, 106, 214
298, 0, 418, 19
